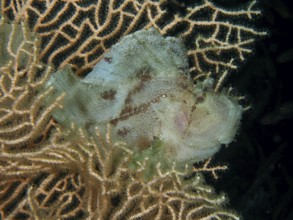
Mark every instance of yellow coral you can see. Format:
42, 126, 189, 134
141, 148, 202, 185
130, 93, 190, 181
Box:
0, 19, 64, 151
0, 21, 238, 216
0, 0, 266, 218
1, 0, 266, 81
0, 17, 239, 220
1, 122, 239, 219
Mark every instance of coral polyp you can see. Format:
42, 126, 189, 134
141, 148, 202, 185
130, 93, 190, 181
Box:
47, 29, 242, 167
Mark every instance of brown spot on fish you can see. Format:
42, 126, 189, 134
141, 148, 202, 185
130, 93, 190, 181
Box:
101, 89, 116, 100
104, 57, 112, 63
136, 136, 152, 151
117, 127, 130, 137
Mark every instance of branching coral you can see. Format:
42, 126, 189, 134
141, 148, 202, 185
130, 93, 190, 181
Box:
1, 0, 266, 81
0, 0, 266, 219
0, 19, 64, 152
1, 122, 239, 219
0, 17, 239, 220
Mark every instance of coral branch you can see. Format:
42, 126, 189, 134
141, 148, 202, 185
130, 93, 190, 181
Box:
1, 0, 265, 82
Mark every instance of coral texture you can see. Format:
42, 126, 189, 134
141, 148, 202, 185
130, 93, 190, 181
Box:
0, 19, 238, 220
0, 0, 265, 219
0, 19, 64, 152
1, 0, 265, 81
0, 124, 239, 219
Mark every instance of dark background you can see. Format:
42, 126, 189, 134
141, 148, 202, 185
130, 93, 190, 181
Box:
205, 0, 293, 219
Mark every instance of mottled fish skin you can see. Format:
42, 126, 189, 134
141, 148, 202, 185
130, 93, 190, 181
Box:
47, 29, 242, 164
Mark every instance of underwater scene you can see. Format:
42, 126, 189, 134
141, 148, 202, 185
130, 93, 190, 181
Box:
0, 0, 292, 219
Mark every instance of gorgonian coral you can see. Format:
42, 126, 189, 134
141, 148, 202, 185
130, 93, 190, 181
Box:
0, 18, 64, 152
0, 19, 239, 219
0, 0, 266, 219
1, 122, 239, 219
1, 0, 266, 80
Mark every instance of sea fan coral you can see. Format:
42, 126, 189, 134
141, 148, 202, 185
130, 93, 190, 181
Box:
0, 0, 266, 219
0, 123, 239, 219
1, 0, 266, 79
0, 19, 64, 152
0, 19, 240, 219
